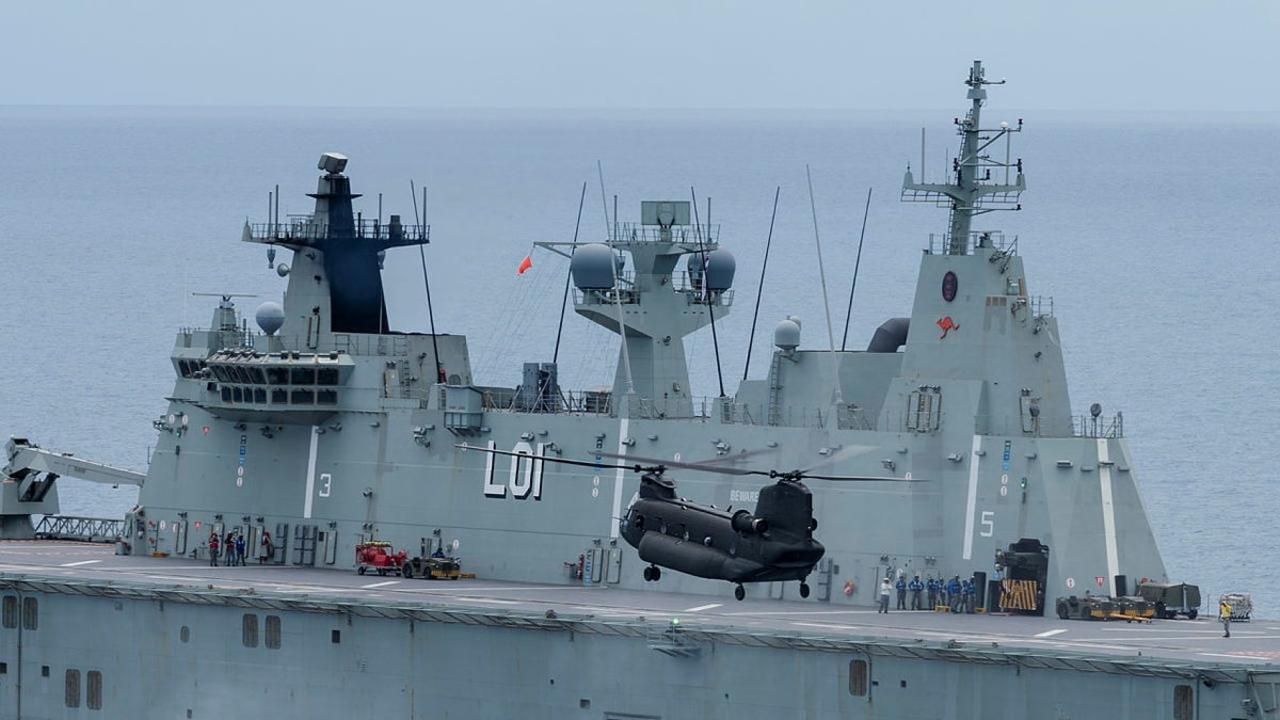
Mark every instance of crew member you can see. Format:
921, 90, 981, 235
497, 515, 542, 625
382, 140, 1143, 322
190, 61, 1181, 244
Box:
432, 544, 446, 559
235, 533, 247, 566
878, 578, 892, 613
947, 576, 962, 613
895, 575, 907, 610
224, 531, 235, 566
208, 531, 219, 567
1221, 598, 1233, 638
259, 530, 272, 564
926, 576, 938, 609
909, 575, 924, 610
964, 577, 977, 613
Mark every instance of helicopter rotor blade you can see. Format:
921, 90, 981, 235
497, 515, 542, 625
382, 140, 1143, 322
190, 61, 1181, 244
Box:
454, 444, 661, 475
594, 450, 764, 477
801, 472, 919, 482
797, 444, 877, 475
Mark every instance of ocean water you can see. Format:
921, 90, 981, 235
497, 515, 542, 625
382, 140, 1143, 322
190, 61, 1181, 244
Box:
0, 106, 1275, 613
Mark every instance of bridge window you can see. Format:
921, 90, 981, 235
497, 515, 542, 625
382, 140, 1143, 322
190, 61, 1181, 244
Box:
242, 613, 258, 648
291, 390, 314, 405
267, 367, 288, 384
317, 390, 337, 405
253, 388, 267, 404
271, 389, 288, 404
848, 659, 868, 696
291, 368, 316, 385
65, 668, 80, 708
250, 368, 267, 384
232, 387, 244, 403
221, 387, 232, 402
87, 670, 102, 710
21, 597, 37, 630
317, 368, 339, 385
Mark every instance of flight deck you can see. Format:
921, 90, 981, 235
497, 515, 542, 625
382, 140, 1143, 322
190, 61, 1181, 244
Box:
2, 541, 1276, 673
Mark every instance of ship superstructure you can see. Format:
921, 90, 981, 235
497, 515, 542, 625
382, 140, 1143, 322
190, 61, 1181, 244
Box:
7, 63, 1163, 607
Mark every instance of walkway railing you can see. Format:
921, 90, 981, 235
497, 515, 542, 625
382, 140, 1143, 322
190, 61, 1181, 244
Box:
34, 515, 124, 543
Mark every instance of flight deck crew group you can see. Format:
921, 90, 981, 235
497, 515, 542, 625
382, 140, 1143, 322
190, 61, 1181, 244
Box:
207, 529, 249, 566
880, 573, 978, 614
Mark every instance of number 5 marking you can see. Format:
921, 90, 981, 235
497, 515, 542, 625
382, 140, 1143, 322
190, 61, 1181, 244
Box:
979, 510, 994, 537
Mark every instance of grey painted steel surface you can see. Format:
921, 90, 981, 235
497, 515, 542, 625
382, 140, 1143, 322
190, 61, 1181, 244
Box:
0, 549, 1277, 719
0, 60, 1226, 717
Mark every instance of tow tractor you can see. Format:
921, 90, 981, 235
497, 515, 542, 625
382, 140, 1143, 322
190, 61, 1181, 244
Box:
355, 541, 408, 576
354, 540, 466, 580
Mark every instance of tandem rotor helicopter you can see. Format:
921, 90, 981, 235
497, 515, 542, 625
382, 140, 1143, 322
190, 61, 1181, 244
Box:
459, 443, 916, 600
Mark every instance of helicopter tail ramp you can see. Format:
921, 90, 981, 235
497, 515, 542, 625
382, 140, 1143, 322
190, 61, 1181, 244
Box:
0, 437, 145, 540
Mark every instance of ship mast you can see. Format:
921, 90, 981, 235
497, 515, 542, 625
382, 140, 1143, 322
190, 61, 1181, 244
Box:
902, 60, 1026, 254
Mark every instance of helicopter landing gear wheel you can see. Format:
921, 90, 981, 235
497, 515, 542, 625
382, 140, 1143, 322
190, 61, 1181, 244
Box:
799, 582, 811, 599
734, 584, 746, 601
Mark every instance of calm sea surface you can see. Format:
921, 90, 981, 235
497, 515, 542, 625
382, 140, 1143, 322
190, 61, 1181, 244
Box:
1, 107, 1275, 612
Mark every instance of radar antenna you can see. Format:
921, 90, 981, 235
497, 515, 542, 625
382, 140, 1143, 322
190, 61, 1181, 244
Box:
901, 60, 1026, 254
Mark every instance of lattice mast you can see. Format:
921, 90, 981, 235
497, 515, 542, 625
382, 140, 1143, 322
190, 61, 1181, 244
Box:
901, 60, 1026, 254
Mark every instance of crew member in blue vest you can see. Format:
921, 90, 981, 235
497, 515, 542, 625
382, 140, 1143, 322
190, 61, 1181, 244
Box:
926, 576, 939, 609
947, 576, 962, 613
963, 577, 976, 613
909, 575, 924, 610
895, 575, 908, 610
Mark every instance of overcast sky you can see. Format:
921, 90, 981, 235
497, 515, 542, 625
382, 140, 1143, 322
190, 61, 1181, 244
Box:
5, 1, 1279, 113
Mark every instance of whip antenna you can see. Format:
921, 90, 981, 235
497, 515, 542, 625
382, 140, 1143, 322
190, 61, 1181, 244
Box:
840, 187, 873, 351
553, 182, 588, 364
743, 186, 780, 381
805, 165, 843, 406
410, 180, 441, 382
691, 188, 725, 398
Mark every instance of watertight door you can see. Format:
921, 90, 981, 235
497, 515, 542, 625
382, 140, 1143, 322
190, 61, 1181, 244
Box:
589, 547, 604, 583
174, 520, 188, 556
815, 558, 833, 601
606, 546, 622, 584
323, 527, 338, 565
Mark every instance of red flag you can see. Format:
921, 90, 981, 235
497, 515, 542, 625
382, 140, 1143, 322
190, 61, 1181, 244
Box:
517, 255, 533, 275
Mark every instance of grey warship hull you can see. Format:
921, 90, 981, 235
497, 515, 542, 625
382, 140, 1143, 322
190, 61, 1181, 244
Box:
1, 543, 1277, 719
2, 61, 1273, 719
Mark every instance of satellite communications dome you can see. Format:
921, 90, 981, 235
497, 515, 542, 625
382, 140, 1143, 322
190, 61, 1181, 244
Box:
774, 317, 801, 351
255, 301, 286, 336
571, 243, 617, 290
704, 249, 736, 291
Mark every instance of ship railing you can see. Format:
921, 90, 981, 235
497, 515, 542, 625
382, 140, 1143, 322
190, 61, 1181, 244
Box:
1073, 413, 1124, 439
574, 287, 640, 306
33, 515, 124, 543
609, 222, 719, 245
246, 218, 429, 244
1008, 294, 1054, 318
574, 274, 733, 308
925, 231, 1017, 255
476, 386, 615, 416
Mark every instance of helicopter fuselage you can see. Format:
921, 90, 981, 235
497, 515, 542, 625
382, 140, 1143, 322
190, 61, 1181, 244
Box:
619, 475, 826, 584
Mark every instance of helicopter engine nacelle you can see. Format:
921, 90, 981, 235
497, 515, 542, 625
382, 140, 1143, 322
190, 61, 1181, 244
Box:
731, 510, 768, 534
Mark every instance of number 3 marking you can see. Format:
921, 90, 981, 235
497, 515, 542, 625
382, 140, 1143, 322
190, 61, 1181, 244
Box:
318, 473, 332, 498
979, 510, 994, 537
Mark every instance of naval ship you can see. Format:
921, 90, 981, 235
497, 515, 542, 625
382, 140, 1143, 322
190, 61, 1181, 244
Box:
1, 62, 1276, 719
